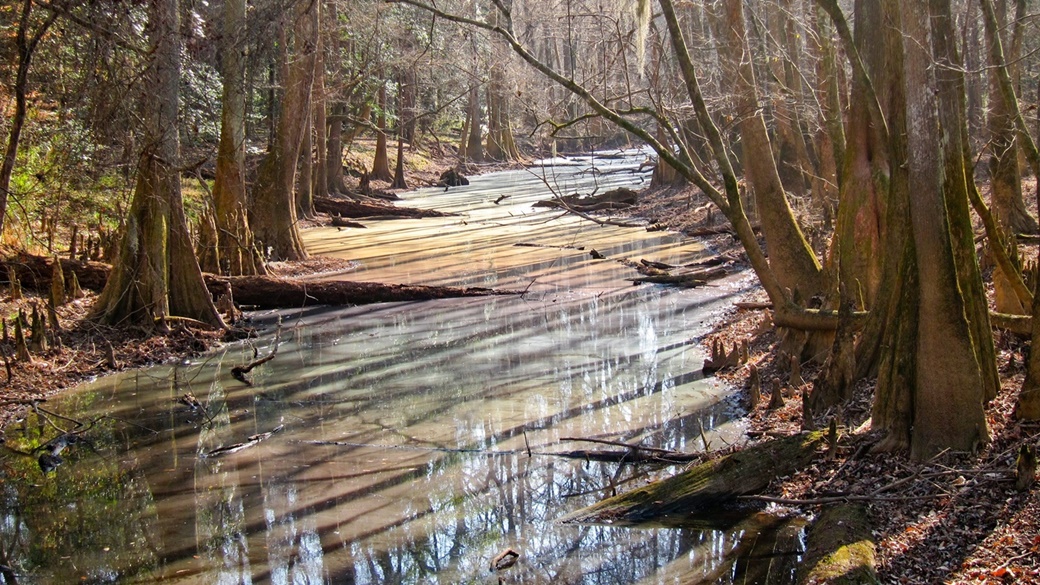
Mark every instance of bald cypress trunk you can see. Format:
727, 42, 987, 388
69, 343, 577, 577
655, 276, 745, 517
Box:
250, 0, 318, 261
92, 0, 224, 329
871, 0, 989, 458
210, 0, 266, 276
715, 0, 827, 347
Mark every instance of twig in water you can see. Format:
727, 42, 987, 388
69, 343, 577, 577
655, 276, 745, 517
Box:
231, 317, 281, 386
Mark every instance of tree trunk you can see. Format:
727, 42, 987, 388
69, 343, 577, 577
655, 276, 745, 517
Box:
327, 103, 345, 193
250, 0, 318, 262
312, 12, 328, 202
872, 0, 989, 459
371, 83, 393, 181
831, 0, 889, 312
976, 0, 1040, 420
768, 0, 814, 200
298, 107, 315, 219
211, 0, 266, 276
485, 60, 520, 161
464, 84, 484, 163
716, 0, 826, 305
0, 0, 55, 238
985, 0, 1037, 238
931, 0, 1000, 404
91, 0, 224, 330
323, 1, 345, 194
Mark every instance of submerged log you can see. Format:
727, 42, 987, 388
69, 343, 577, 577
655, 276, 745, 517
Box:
560, 431, 825, 525
204, 275, 515, 308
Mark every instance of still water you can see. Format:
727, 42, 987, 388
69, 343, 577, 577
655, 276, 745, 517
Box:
0, 153, 801, 584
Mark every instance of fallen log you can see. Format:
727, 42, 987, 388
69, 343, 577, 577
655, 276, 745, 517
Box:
795, 503, 879, 585
314, 196, 452, 219
330, 217, 366, 228
533, 186, 638, 210
2, 253, 515, 309
552, 449, 702, 464
629, 266, 728, 288
204, 274, 516, 308
1, 253, 110, 292
560, 431, 825, 525
629, 274, 708, 288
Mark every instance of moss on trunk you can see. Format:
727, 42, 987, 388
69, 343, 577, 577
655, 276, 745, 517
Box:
797, 503, 880, 585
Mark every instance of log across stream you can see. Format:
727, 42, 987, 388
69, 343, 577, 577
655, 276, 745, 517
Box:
0, 152, 809, 584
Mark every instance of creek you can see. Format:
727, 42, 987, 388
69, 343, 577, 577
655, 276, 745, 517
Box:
0, 152, 804, 584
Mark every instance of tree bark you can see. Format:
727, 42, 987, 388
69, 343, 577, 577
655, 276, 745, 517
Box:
371, 83, 393, 181
716, 0, 826, 306
985, 0, 1037, 239
831, 0, 889, 312
91, 0, 224, 330
211, 0, 266, 276
463, 84, 484, 163
250, 0, 318, 261
874, 0, 989, 459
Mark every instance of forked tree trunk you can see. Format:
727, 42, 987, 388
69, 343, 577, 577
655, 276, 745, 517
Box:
91, 0, 224, 330
211, 0, 266, 276
251, 0, 318, 261
717, 0, 826, 306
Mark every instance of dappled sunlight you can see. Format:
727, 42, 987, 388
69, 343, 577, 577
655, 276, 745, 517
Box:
0, 154, 783, 584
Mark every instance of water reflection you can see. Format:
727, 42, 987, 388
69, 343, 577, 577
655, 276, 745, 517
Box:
0, 153, 794, 584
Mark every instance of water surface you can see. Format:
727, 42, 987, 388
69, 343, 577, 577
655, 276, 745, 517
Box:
0, 153, 800, 584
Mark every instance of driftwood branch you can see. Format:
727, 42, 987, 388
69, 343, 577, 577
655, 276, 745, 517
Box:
231, 318, 281, 386
558, 436, 703, 463
202, 425, 284, 458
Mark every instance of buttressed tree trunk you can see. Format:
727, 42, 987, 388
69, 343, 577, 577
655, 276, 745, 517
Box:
251, 0, 318, 261
985, 0, 1034, 315
211, 0, 266, 276
92, 0, 224, 329
872, 0, 989, 459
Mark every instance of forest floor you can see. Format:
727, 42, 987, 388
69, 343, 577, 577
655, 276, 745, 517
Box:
626, 182, 1040, 583
1, 160, 1038, 583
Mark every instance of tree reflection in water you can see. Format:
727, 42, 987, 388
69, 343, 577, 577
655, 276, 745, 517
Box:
0, 156, 801, 584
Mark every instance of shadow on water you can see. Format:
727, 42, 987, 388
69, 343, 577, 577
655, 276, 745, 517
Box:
0, 152, 804, 584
